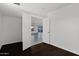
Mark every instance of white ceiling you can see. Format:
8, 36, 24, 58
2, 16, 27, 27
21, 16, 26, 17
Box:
21, 3, 71, 18
0, 3, 22, 17
0, 3, 71, 18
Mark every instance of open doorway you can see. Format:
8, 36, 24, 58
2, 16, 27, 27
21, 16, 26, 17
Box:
31, 16, 43, 46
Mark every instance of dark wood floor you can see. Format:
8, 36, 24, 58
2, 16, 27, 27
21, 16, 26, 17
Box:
0, 42, 78, 56
23, 43, 78, 56
0, 42, 23, 56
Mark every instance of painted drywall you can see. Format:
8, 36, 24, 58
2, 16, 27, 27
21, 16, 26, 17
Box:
43, 17, 50, 44
31, 16, 42, 26
49, 4, 79, 54
0, 14, 22, 49
0, 14, 3, 49
22, 12, 31, 50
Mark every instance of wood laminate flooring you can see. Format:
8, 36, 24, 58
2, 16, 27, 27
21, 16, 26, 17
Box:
23, 43, 78, 56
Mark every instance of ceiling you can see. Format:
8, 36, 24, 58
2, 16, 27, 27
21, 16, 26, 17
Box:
0, 3, 71, 18
21, 3, 71, 18
0, 3, 22, 17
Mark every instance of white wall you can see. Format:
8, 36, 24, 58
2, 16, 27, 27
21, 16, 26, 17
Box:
0, 14, 22, 49
0, 14, 3, 49
22, 12, 31, 50
49, 4, 79, 54
31, 16, 42, 26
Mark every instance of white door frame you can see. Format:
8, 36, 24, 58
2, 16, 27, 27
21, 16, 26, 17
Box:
43, 17, 50, 44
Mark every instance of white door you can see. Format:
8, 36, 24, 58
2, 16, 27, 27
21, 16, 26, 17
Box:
22, 12, 32, 50
43, 17, 50, 44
